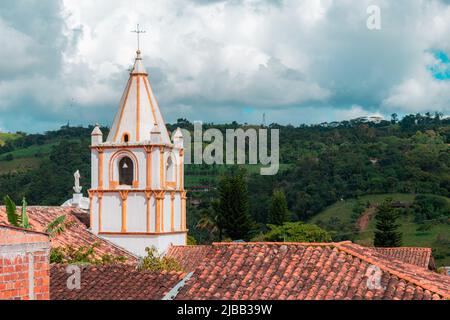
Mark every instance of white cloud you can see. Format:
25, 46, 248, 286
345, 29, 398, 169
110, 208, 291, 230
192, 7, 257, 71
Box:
1, 0, 450, 132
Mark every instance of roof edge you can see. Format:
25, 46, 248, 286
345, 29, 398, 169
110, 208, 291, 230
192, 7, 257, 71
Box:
335, 243, 449, 299
0, 224, 50, 237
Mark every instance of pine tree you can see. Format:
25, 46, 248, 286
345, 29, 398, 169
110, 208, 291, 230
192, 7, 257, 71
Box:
215, 172, 255, 241
268, 189, 290, 225
374, 199, 402, 247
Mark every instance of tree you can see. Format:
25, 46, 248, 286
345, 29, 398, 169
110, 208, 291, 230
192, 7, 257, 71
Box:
261, 222, 331, 243
391, 113, 398, 124
215, 171, 255, 241
374, 199, 402, 247
196, 207, 220, 241
268, 189, 290, 225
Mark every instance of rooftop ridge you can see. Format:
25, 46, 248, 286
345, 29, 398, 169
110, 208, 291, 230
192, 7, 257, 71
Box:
211, 241, 348, 247
0, 224, 50, 236
335, 243, 449, 299
373, 247, 432, 251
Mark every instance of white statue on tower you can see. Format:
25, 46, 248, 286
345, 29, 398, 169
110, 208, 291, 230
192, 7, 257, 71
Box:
73, 170, 82, 193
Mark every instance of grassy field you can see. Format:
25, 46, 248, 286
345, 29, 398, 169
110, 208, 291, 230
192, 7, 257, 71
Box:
310, 194, 450, 266
0, 143, 57, 161
0, 142, 58, 174
310, 194, 415, 225
0, 157, 42, 174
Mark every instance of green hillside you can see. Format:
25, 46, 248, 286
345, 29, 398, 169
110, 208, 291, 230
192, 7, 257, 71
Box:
310, 194, 450, 266
0, 132, 21, 146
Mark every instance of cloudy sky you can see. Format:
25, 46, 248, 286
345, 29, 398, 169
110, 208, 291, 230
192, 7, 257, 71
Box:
1, 0, 450, 132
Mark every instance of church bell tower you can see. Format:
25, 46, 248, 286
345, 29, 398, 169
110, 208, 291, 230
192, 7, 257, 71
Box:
89, 50, 187, 256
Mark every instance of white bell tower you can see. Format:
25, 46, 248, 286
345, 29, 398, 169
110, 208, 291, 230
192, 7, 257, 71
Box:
89, 50, 187, 256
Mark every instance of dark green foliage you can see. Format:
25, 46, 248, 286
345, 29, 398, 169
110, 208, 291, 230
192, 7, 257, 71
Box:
268, 189, 290, 225
4, 195, 18, 226
412, 194, 450, 223
260, 222, 332, 243
215, 171, 256, 241
46, 215, 72, 237
374, 199, 402, 247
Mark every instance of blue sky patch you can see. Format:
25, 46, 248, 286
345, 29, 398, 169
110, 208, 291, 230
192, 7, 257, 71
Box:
428, 50, 450, 80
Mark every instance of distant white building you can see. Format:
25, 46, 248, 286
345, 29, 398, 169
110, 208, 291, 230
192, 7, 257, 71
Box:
88, 50, 187, 256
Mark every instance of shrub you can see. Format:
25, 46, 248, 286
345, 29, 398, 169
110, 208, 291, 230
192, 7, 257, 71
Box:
262, 222, 332, 243
139, 247, 184, 272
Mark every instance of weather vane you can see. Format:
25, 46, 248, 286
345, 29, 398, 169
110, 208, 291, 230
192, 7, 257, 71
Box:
131, 23, 146, 51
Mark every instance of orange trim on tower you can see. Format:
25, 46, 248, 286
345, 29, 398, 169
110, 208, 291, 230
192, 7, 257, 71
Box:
159, 147, 164, 189
181, 191, 188, 231
119, 190, 129, 233
155, 191, 165, 233
136, 76, 140, 141
97, 147, 104, 189
113, 77, 133, 141
179, 149, 184, 190
88, 190, 94, 230
148, 80, 169, 131
98, 192, 103, 233
144, 146, 153, 189
108, 149, 139, 187
143, 77, 157, 124
170, 192, 175, 232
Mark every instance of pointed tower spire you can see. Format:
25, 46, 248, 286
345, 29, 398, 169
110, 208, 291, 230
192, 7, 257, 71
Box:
106, 51, 171, 144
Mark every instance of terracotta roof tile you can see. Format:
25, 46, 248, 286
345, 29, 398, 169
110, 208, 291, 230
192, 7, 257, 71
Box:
0, 206, 137, 264
166, 245, 211, 272
173, 242, 450, 300
50, 265, 185, 300
372, 247, 433, 269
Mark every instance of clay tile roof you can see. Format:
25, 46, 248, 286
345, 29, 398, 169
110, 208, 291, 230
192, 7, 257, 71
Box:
0, 206, 137, 264
173, 242, 450, 300
372, 247, 433, 269
50, 265, 185, 300
166, 245, 212, 272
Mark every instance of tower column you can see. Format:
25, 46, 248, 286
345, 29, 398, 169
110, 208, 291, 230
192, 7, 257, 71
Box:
181, 191, 187, 231
170, 192, 175, 232
119, 191, 129, 233
145, 146, 153, 189
88, 190, 94, 231
155, 191, 165, 233
98, 192, 103, 232
179, 149, 184, 190
159, 146, 164, 189
97, 147, 104, 189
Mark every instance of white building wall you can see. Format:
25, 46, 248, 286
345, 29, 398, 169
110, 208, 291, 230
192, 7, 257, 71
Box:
91, 196, 99, 232
91, 152, 99, 189
174, 196, 182, 231
151, 148, 160, 189
163, 195, 171, 232
102, 194, 122, 232
134, 150, 146, 189
126, 194, 147, 232
101, 233, 186, 257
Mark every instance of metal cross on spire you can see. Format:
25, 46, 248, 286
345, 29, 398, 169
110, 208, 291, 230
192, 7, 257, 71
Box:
131, 24, 146, 51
